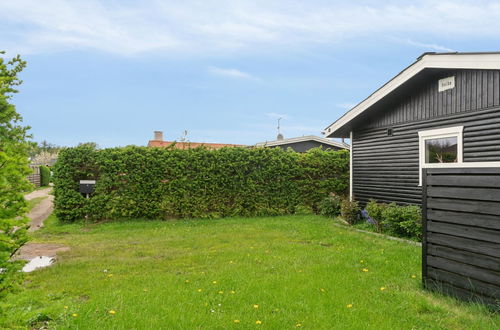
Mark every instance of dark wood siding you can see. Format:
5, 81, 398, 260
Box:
365, 70, 500, 129
352, 69, 500, 206
422, 168, 500, 307
353, 107, 500, 206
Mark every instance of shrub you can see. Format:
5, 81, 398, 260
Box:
340, 198, 360, 225
381, 203, 422, 240
53, 145, 349, 222
319, 194, 342, 218
39, 165, 51, 187
365, 199, 388, 232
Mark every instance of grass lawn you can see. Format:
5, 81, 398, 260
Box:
2, 215, 498, 329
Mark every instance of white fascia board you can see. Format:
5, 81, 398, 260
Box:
324, 53, 500, 137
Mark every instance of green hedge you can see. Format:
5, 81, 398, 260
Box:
52, 145, 349, 222
39, 165, 51, 187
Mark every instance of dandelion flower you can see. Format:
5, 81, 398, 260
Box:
360, 260, 364, 263
64, 306, 69, 309
212, 281, 217, 284
72, 313, 78, 317
218, 291, 224, 294
362, 268, 369, 272
380, 287, 386, 291
256, 320, 262, 325
296, 324, 302, 327
197, 289, 203, 292
185, 280, 190, 283
107, 274, 113, 277
320, 288, 325, 292
347, 304, 353, 308
411, 275, 417, 278
234, 320, 240, 323
230, 290, 236, 294
229, 261, 234, 264
253, 304, 259, 309
108, 310, 116, 315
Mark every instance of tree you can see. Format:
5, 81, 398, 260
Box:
0, 51, 30, 298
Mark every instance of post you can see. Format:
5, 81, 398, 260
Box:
349, 131, 353, 201
421, 168, 428, 288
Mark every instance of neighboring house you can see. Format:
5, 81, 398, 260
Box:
255, 135, 349, 152
148, 131, 246, 149
323, 52, 500, 206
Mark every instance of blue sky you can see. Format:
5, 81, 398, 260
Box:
2, 0, 500, 147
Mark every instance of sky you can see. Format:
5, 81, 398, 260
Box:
2, 0, 500, 147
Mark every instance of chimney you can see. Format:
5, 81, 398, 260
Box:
277, 133, 284, 141
154, 131, 163, 141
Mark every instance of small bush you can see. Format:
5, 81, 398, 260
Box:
340, 198, 360, 225
365, 199, 388, 232
319, 194, 342, 218
39, 165, 51, 187
381, 203, 422, 240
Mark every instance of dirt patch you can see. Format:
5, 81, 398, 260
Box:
12, 243, 70, 261
24, 187, 52, 201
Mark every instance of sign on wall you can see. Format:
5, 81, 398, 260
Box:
438, 76, 455, 92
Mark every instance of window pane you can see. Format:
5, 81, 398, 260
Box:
425, 137, 458, 163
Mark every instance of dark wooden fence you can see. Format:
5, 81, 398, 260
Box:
422, 168, 500, 308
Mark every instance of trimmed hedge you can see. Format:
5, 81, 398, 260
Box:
39, 165, 51, 187
52, 145, 349, 222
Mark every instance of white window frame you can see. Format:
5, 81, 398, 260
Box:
418, 126, 463, 186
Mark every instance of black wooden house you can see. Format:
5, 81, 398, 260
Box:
323, 52, 500, 207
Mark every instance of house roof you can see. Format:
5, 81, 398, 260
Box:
323, 52, 500, 138
148, 140, 246, 149
255, 135, 349, 149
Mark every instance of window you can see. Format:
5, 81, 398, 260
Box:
418, 126, 463, 186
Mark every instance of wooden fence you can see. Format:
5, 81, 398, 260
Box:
422, 168, 499, 308
27, 165, 41, 187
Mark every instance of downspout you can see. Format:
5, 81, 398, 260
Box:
349, 131, 353, 201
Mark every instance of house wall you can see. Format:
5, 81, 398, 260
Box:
272, 141, 342, 152
352, 69, 500, 206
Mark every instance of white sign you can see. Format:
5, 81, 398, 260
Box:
80, 180, 96, 184
438, 76, 455, 92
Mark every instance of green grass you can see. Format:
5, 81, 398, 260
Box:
2, 215, 498, 329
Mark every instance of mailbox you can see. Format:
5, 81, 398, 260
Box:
79, 180, 96, 194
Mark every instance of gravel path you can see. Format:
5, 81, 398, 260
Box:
25, 187, 54, 232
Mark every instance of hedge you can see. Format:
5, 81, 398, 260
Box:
39, 165, 51, 187
52, 145, 349, 222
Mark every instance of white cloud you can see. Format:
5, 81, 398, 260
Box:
1, 1, 500, 55
395, 38, 455, 52
208, 67, 257, 80
265, 112, 290, 120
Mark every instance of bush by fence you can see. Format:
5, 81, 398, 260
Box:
52, 145, 349, 222
39, 165, 51, 187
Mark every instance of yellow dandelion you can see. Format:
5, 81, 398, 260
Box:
212, 281, 217, 284
234, 320, 240, 323
185, 280, 190, 283
197, 289, 203, 292
296, 324, 302, 327
108, 310, 116, 315
107, 274, 113, 277
218, 291, 224, 294
72, 313, 78, 317
253, 304, 259, 309
320, 288, 325, 292
64, 306, 69, 309
362, 268, 369, 272
143, 289, 148, 292
298, 270, 303, 273
360, 260, 364, 263
256, 320, 262, 325
230, 290, 236, 294
265, 250, 270, 253
347, 304, 353, 308
380, 287, 386, 291
229, 261, 234, 264
411, 275, 417, 278
275, 308, 280, 312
